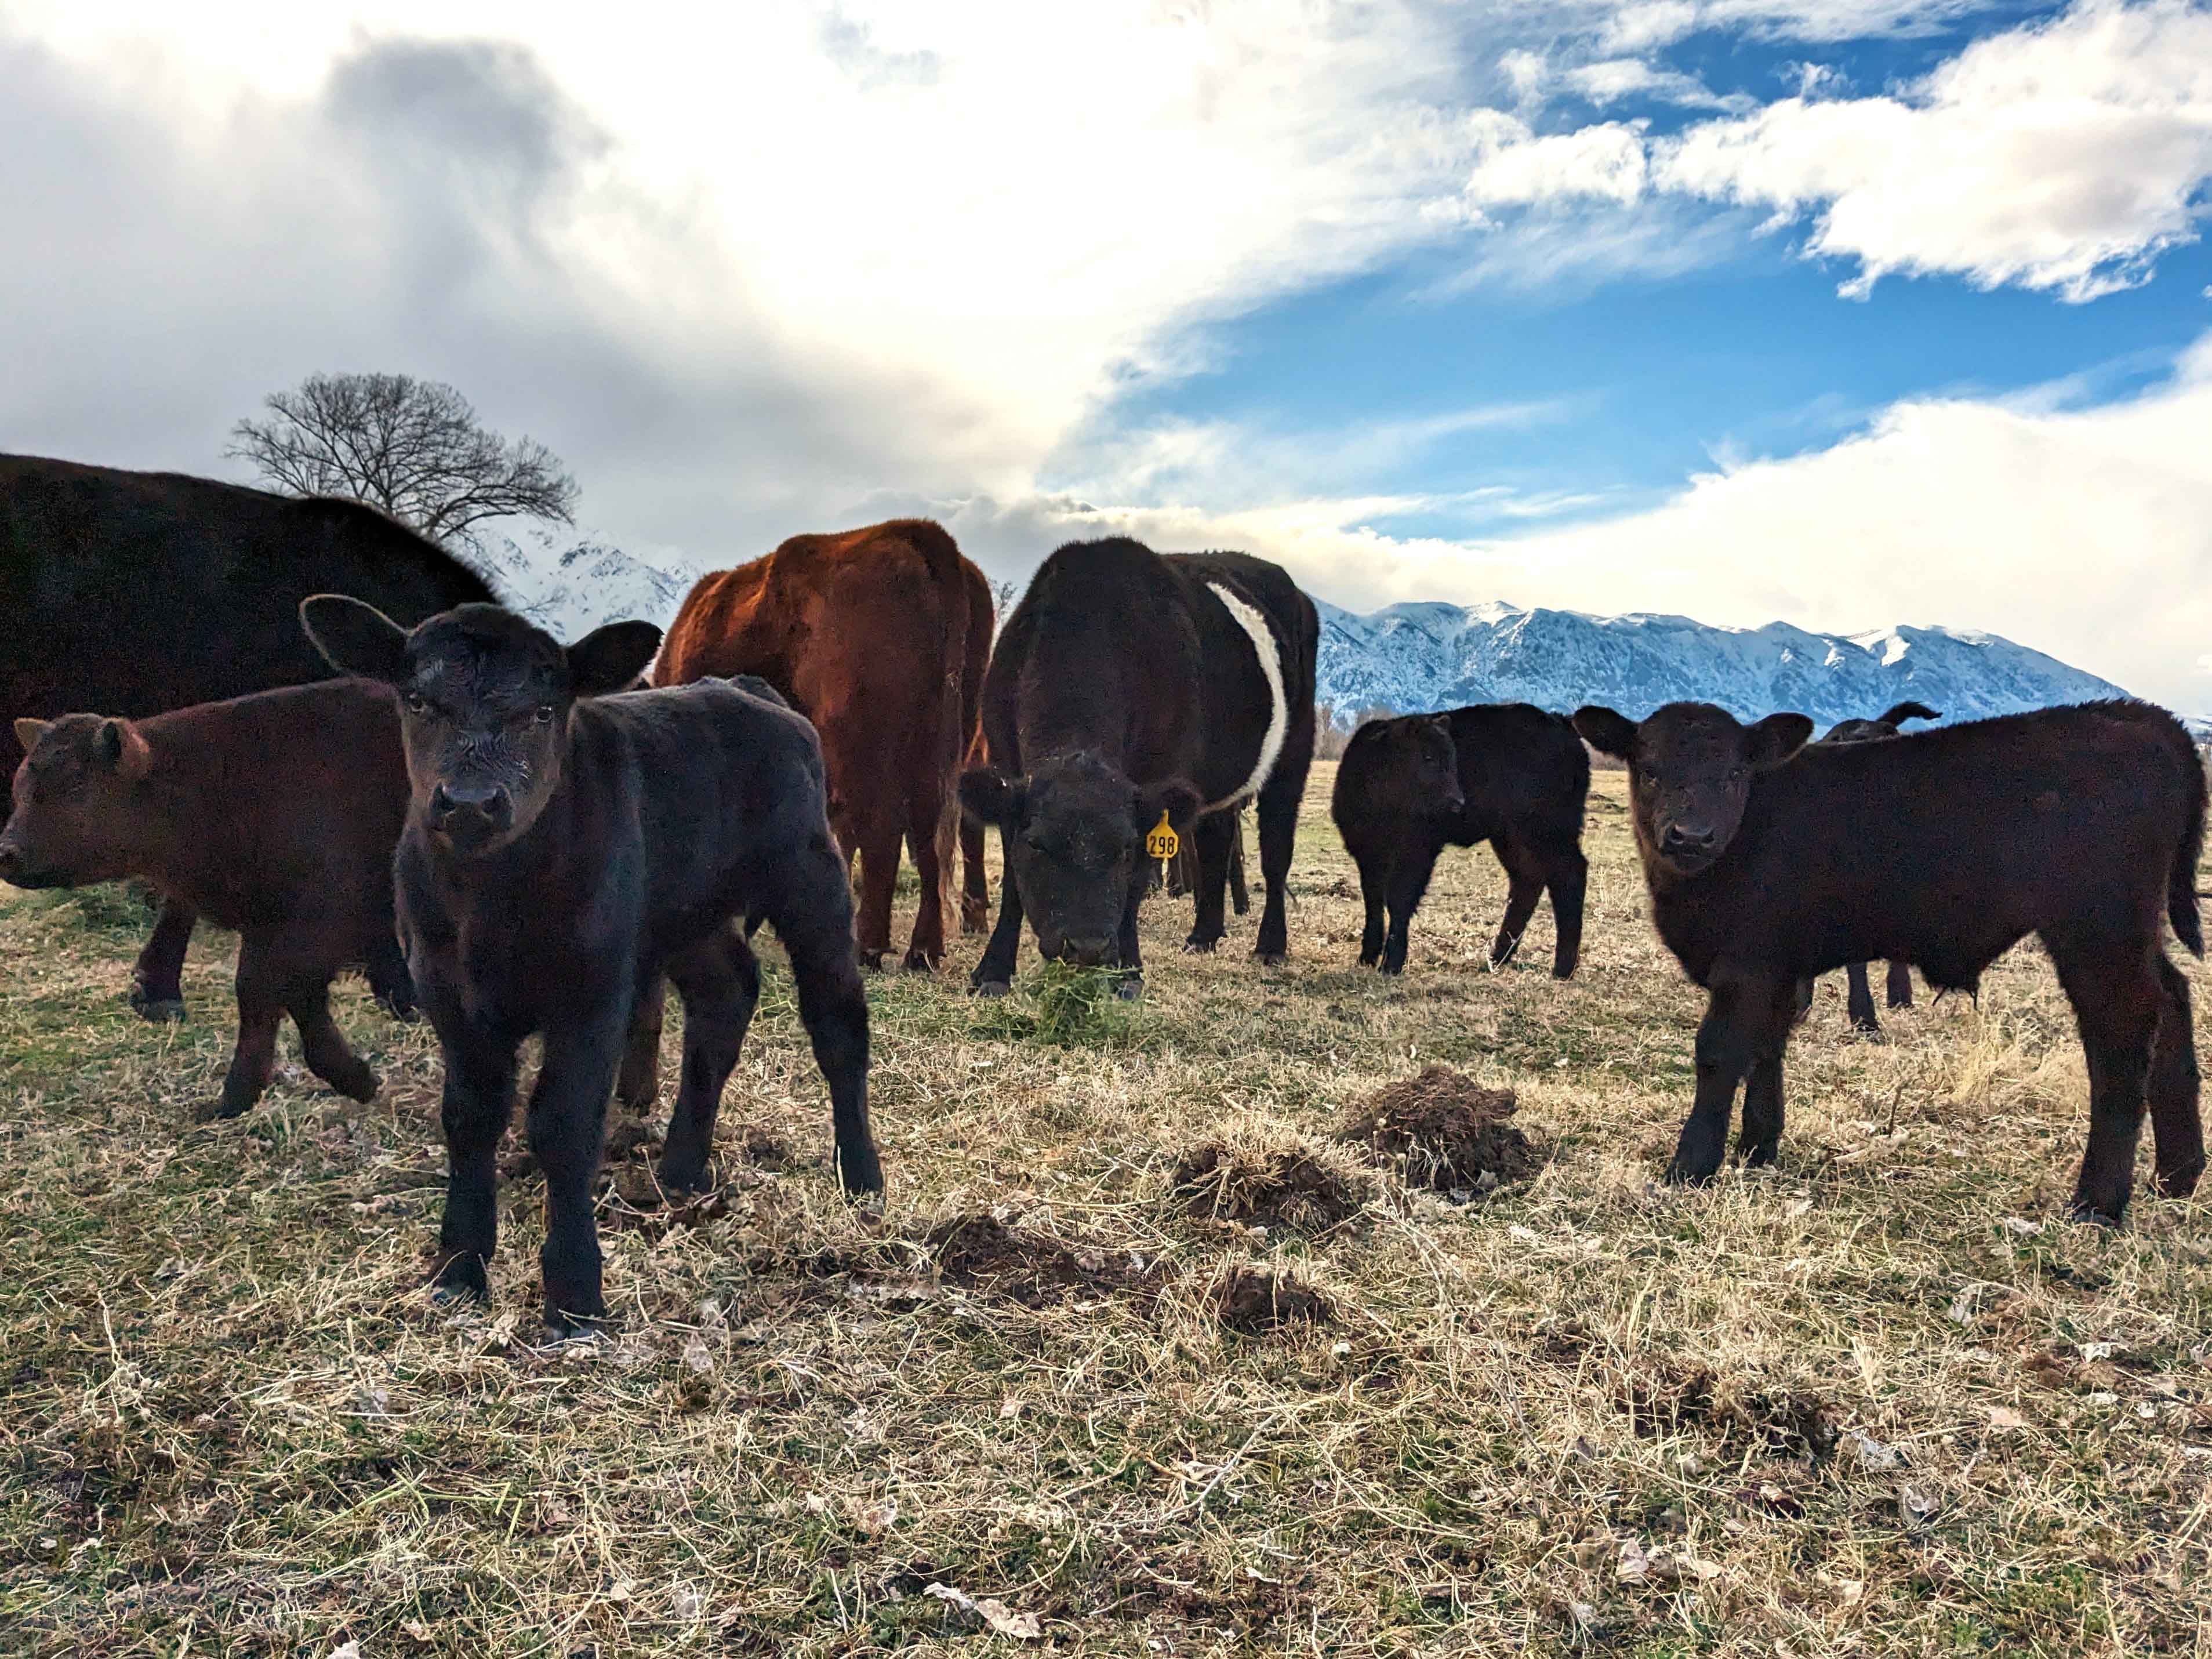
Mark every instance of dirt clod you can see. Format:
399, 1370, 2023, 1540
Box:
1339, 1065, 1539, 1192
1214, 1263, 1332, 1334
925, 1214, 1149, 1309
1616, 1362, 1839, 1461
1172, 1141, 1369, 1234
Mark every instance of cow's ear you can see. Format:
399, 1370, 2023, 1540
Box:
1572, 706, 1637, 759
13, 717, 52, 755
1138, 778, 1204, 833
960, 767, 1026, 827
1746, 712, 1813, 770
96, 718, 152, 782
567, 620, 663, 698
300, 595, 410, 684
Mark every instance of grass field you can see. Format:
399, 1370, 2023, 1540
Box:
3, 765, 2209, 1657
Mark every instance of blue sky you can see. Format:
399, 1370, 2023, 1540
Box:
3, 1, 2211, 702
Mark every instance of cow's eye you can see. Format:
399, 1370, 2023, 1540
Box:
1729, 767, 1746, 782
403, 692, 428, 716
533, 704, 556, 725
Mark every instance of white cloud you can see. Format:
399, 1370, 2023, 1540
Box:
1463, 0, 2212, 300
1564, 57, 1754, 110
996, 336, 2212, 710
1657, 0, 2212, 299
1600, 0, 1993, 51
0, 2, 1481, 544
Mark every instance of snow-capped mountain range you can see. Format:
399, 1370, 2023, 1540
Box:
473, 530, 2145, 731
1314, 599, 2133, 728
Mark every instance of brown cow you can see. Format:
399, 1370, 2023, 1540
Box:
1, 683, 411, 1120
655, 520, 982, 969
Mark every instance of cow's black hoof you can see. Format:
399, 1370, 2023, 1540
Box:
972, 978, 1011, 999
2155, 1159, 2204, 1200
333, 1063, 380, 1105
1183, 937, 1220, 956
1848, 1024, 1886, 1043
1378, 960, 1405, 978
1254, 950, 1287, 968
903, 949, 939, 973
542, 1308, 608, 1343
1357, 952, 1379, 968
1113, 976, 1144, 1001
429, 1253, 490, 1304
1739, 1143, 1780, 1170
1662, 1159, 1720, 1187
131, 991, 187, 1023
2066, 1199, 2126, 1230
194, 1093, 252, 1123
858, 951, 887, 972
1488, 935, 1522, 970
656, 1158, 711, 1197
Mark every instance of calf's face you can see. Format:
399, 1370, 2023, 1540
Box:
301, 598, 660, 859
961, 752, 1200, 965
0, 716, 153, 888
1572, 702, 1811, 877
1382, 716, 1465, 817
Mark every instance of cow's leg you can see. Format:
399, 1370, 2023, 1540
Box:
1667, 978, 1762, 1185
1487, 836, 1546, 971
428, 1027, 519, 1306
960, 815, 991, 934
658, 930, 761, 1194
2046, 931, 2162, 1225
1544, 845, 1588, 980
765, 837, 883, 1197
1735, 979, 1799, 1168
202, 942, 285, 1121
365, 930, 417, 1021
1251, 743, 1309, 967
615, 972, 665, 1113
130, 895, 195, 1021
1791, 976, 1815, 1026
902, 787, 950, 972
970, 826, 1027, 996
526, 1003, 629, 1334
2148, 952, 2204, 1199
1227, 816, 1251, 917
1844, 963, 1882, 1035
1183, 811, 1237, 954
287, 975, 379, 1103
1114, 861, 1149, 1000
1380, 841, 1440, 976
1886, 959, 1915, 1011
852, 814, 901, 972
1354, 848, 1388, 968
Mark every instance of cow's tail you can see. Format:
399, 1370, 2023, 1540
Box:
1878, 700, 1941, 728
2173, 720, 2207, 957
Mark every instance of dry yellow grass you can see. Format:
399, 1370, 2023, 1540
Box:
2, 766, 2209, 1656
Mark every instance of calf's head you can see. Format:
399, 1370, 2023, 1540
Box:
1370, 714, 1465, 818
302, 597, 661, 859
960, 751, 1201, 965
0, 715, 154, 888
1572, 702, 1811, 877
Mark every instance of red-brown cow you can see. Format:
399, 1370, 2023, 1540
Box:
655, 519, 983, 971
2, 682, 411, 1120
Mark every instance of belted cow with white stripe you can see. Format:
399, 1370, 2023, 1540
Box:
959, 539, 1319, 999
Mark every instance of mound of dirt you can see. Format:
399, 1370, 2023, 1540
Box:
1171, 1141, 1369, 1234
1616, 1361, 1839, 1462
1214, 1263, 1332, 1334
1339, 1065, 1538, 1192
925, 1214, 1150, 1309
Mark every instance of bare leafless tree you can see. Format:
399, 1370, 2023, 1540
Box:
228, 372, 577, 549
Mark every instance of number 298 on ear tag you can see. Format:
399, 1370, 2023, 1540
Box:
1146, 810, 1179, 862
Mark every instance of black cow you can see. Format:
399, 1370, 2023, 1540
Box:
1, 453, 494, 1019
1794, 700, 1942, 1032
1331, 704, 1590, 977
960, 540, 1318, 998
1573, 699, 2204, 1224
302, 597, 882, 1335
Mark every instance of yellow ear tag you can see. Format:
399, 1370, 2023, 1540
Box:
1146, 809, 1179, 863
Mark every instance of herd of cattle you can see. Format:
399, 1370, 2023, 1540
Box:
2, 453, 2203, 1333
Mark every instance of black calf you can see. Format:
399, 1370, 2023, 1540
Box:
303, 598, 881, 1335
